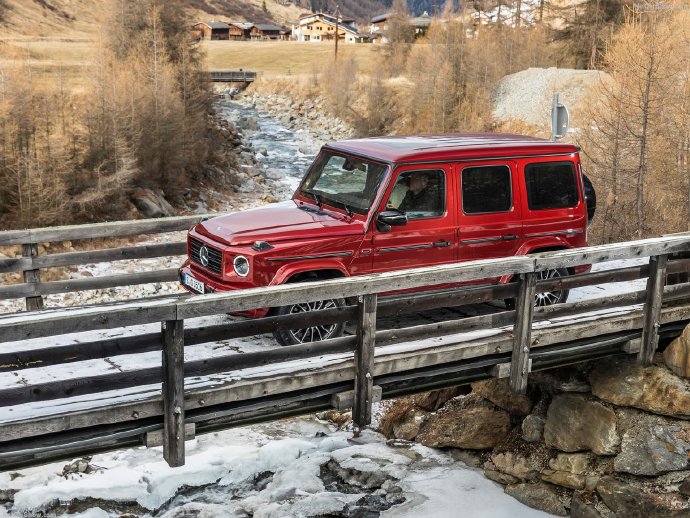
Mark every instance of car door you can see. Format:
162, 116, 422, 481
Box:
457, 160, 523, 262
372, 165, 456, 273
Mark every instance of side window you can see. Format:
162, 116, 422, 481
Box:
524, 162, 578, 210
388, 169, 445, 220
462, 165, 512, 214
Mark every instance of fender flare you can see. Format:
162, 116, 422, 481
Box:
499, 238, 570, 284
269, 259, 350, 286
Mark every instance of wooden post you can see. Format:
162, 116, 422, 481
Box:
638, 254, 668, 366
22, 243, 44, 311
162, 319, 185, 467
509, 272, 537, 394
353, 293, 377, 430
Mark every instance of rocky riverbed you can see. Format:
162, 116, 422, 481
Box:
379, 335, 690, 517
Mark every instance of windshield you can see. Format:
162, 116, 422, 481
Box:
297, 152, 388, 214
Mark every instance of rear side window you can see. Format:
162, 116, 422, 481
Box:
462, 165, 512, 214
525, 162, 579, 210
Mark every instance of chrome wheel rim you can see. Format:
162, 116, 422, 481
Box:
286, 299, 339, 343
535, 269, 565, 307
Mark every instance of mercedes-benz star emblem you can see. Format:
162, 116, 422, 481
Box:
199, 245, 210, 267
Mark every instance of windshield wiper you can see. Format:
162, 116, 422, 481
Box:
305, 190, 322, 209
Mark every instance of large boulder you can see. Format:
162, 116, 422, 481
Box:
614, 414, 690, 476
415, 406, 511, 450
130, 188, 176, 218
413, 386, 467, 412
596, 476, 690, 517
504, 482, 568, 516
391, 408, 427, 441
544, 394, 620, 455
470, 378, 533, 416
590, 358, 690, 419
664, 325, 690, 378
521, 414, 546, 443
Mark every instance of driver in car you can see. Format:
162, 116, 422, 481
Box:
398, 172, 436, 213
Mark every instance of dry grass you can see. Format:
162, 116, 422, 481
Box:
202, 40, 380, 77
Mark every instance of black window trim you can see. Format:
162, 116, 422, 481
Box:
460, 163, 514, 216
524, 160, 579, 212
388, 168, 448, 221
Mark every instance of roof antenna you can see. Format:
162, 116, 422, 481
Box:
551, 93, 569, 141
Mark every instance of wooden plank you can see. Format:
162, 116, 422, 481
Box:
0, 257, 31, 274
534, 234, 690, 271
509, 272, 536, 394
0, 214, 224, 246
32, 242, 187, 270
353, 294, 377, 429
177, 256, 536, 319
162, 319, 185, 467
638, 254, 668, 365
0, 268, 179, 300
22, 244, 44, 311
0, 298, 179, 343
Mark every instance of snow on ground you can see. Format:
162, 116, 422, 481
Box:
0, 418, 553, 518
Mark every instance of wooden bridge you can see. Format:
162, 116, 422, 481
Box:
209, 70, 257, 83
1, 216, 690, 470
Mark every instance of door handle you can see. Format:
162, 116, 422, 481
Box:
434, 240, 452, 248
502, 234, 518, 241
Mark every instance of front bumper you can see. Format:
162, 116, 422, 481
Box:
179, 261, 270, 318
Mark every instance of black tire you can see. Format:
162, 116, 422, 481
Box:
504, 267, 570, 309
273, 298, 347, 346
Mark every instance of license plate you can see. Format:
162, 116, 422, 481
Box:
183, 274, 205, 294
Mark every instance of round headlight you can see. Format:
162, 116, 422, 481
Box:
233, 255, 250, 277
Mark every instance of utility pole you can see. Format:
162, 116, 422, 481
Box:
335, 4, 340, 59
434, 0, 438, 17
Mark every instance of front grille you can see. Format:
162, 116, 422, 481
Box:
190, 238, 223, 275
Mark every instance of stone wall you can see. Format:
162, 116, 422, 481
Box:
378, 330, 690, 517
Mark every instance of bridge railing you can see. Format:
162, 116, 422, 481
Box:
0, 214, 227, 311
209, 71, 258, 82
1, 232, 690, 468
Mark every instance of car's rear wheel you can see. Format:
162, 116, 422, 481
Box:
273, 298, 347, 346
505, 267, 570, 309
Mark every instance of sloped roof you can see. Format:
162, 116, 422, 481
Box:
254, 24, 283, 31
196, 21, 230, 30
372, 13, 390, 23
229, 22, 254, 30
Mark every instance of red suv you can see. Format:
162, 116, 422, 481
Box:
180, 134, 594, 345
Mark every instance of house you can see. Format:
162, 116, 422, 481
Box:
193, 21, 231, 40
251, 24, 285, 40
291, 12, 360, 44
229, 22, 254, 40
370, 11, 433, 42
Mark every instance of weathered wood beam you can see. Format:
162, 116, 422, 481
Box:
509, 272, 537, 394
162, 319, 185, 467
638, 254, 668, 366
22, 244, 43, 311
353, 294, 377, 429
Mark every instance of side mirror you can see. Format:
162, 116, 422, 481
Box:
377, 210, 407, 232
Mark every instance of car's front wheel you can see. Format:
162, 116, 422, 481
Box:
273, 298, 347, 346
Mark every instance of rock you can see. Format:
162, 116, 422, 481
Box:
130, 188, 176, 218
471, 378, 533, 416
416, 407, 511, 450
614, 414, 690, 476
413, 386, 467, 412
392, 408, 427, 441
491, 451, 542, 481
590, 358, 690, 418
544, 394, 620, 455
570, 492, 602, 518
664, 325, 690, 378
504, 482, 568, 516
540, 469, 585, 489
257, 147, 268, 156
680, 477, 690, 497
596, 476, 690, 517
548, 453, 590, 474
449, 449, 482, 468
245, 116, 259, 131
522, 414, 546, 442
484, 463, 520, 485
